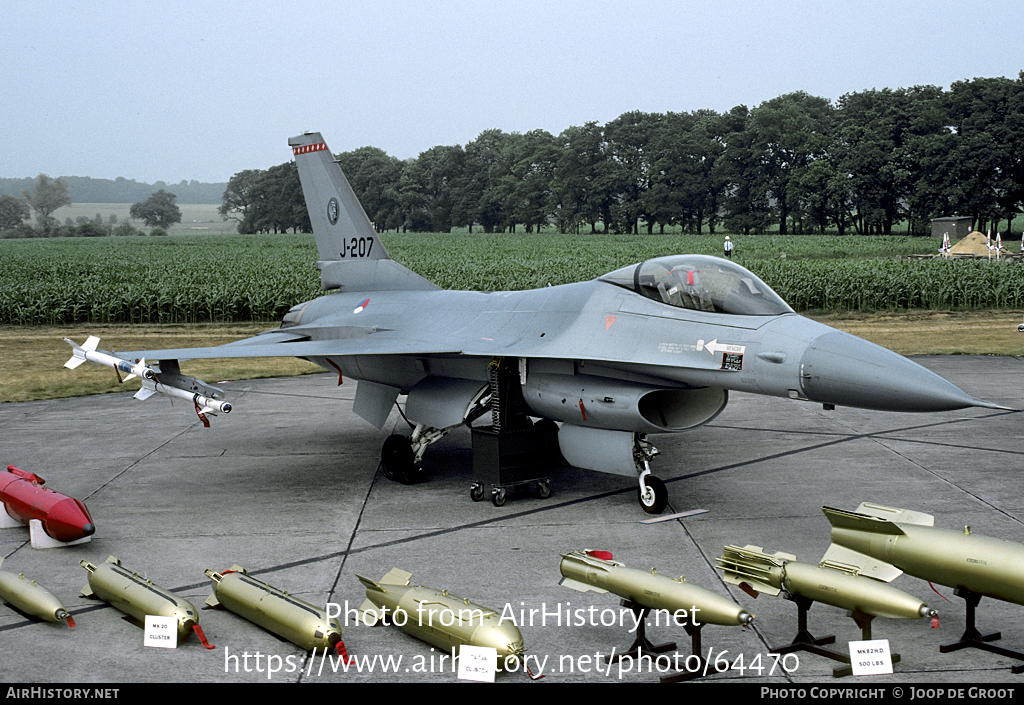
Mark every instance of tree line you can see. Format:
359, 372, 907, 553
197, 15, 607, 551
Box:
221, 74, 1024, 238
0, 175, 224, 205
0, 175, 183, 238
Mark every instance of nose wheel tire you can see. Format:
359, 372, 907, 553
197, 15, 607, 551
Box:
638, 476, 668, 514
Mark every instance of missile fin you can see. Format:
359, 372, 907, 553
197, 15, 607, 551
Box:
354, 577, 388, 625
821, 507, 906, 581
63, 338, 88, 369
558, 576, 608, 594
63, 356, 85, 370
134, 388, 157, 401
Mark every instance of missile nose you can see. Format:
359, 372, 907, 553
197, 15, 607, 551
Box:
81, 523, 96, 537
799, 330, 999, 412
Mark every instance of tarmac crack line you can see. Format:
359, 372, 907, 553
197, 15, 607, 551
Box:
805, 407, 1024, 527
79, 420, 207, 503
862, 438, 1024, 529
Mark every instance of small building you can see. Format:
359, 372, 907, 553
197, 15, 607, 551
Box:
930, 216, 972, 241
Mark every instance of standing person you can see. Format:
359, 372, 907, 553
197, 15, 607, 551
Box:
723, 236, 734, 258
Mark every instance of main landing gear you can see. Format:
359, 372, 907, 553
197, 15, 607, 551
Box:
379, 432, 426, 485
378, 388, 491, 485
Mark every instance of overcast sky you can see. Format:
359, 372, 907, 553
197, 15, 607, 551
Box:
3, 0, 1022, 184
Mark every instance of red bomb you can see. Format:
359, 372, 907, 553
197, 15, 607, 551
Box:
0, 466, 95, 543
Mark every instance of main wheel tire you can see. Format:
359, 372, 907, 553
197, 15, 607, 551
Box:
638, 476, 668, 514
380, 434, 415, 484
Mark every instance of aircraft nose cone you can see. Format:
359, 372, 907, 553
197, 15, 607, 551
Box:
799, 331, 985, 412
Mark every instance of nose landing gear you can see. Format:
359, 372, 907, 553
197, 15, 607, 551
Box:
635, 437, 668, 514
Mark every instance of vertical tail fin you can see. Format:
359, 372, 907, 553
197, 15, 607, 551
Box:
288, 132, 390, 262
288, 132, 437, 292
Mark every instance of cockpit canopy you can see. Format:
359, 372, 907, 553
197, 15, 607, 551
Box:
599, 255, 793, 316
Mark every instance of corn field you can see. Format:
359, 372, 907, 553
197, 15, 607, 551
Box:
2, 232, 1020, 326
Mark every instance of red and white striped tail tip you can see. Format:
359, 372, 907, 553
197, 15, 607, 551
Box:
292, 142, 327, 156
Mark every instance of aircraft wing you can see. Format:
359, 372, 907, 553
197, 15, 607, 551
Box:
120, 331, 462, 362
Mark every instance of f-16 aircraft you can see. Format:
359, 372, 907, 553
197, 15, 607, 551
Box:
78, 132, 1006, 514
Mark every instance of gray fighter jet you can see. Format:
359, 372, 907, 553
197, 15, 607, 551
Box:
112, 132, 1005, 513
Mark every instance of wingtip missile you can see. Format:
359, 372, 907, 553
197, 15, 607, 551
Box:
134, 378, 232, 416
63, 337, 153, 382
